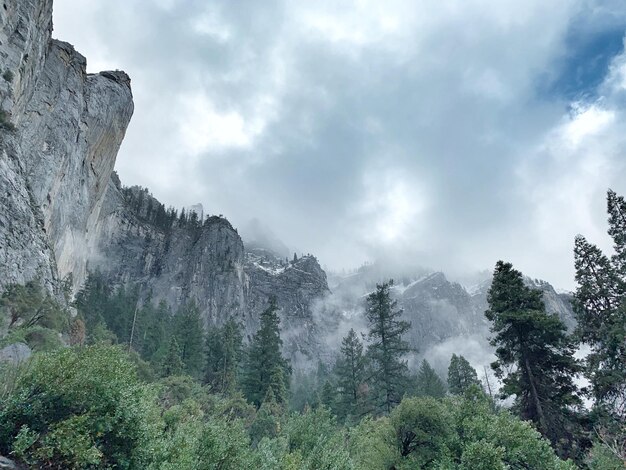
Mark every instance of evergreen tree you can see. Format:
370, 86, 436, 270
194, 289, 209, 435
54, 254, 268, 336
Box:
448, 354, 480, 395
241, 298, 290, 407
141, 300, 170, 363
366, 281, 411, 413
173, 301, 204, 378
249, 386, 283, 446
204, 318, 243, 393
487, 261, 583, 458
335, 328, 369, 420
574, 190, 626, 416
162, 336, 184, 376
415, 359, 446, 398
319, 380, 337, 413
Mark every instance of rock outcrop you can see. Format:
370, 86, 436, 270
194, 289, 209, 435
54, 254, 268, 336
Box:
88, 184, 330, 364
0, 0, 133, 296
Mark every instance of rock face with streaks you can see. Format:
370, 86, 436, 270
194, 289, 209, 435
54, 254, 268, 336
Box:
0, 0, 133, 296
88, 184, 331, 364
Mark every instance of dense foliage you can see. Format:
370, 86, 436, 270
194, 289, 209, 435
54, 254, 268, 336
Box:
2, 190, 626, 468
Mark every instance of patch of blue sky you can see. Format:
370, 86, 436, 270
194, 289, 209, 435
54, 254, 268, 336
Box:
537, 16, 626, 102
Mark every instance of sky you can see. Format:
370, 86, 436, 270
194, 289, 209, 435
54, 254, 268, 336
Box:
52, 0, 626, 289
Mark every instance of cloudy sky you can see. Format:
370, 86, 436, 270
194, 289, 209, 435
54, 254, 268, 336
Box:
53, 0, 626, 289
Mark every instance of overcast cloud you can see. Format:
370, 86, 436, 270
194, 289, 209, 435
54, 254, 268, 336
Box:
53, 0, 626, 289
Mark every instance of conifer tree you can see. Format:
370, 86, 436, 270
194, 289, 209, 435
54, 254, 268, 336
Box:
204, 318, 243, 393
366, 281, 411, 413
487, 261, 582, 457
141, 300, 170, 363
574, 189, 626, 415
448, 354, 480, 395
415, 359, 446, 398
249, 386, 283, 446
241, 298, 290, 407
173, 301, 204, 378
335, 328, 369, 420
319, 380, 337, 412
162, 336, 184, 376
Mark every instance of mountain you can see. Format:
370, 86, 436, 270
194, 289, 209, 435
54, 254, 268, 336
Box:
90, 183, 330, 365
0, 0, 576, 372
323, 263, 576, 372
0, 0, 329, 366
0, 0, 132, 296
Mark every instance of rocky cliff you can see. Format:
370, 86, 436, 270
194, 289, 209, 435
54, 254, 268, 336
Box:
88, 183, 330, 364
0, 0, 133, 296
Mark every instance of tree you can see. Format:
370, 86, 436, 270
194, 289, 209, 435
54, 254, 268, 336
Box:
1, 281, 66, 332
205, 318, 243, 393
389, 397, 453, 464
241, 298, 290, 407
141, 300, 170, 363
415, 359, 447, 398
448, 354, 480, 395
365, 281, 411, 413
162, 336, 184, 377
574, 189, 626, 417
0, 345, 162, 469
334, 329, 369, 420
486, 261, 583, 458
173, 302, 205, 378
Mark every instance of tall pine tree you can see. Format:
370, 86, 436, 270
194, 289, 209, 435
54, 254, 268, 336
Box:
335, 329, 369, 420
366, 281, 411, 413
204, 318, 243, 394
487, 261, 582, 458
574, 189, 626, 416
448, 354, 480, 395
242, 298, 290, 407
173, 301, 204, 378
415, 359, 446, 398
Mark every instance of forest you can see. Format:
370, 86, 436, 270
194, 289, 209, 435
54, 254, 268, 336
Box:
0, 190, 624, 469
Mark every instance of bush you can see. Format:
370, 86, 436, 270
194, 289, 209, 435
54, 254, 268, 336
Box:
0, 345, 163, 469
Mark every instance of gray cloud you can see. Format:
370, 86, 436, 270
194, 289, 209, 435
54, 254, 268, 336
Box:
53, 0, 626, 289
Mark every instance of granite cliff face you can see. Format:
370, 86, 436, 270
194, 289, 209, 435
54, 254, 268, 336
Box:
0, 0, 133, 295
88, 184, 330, 364
0, 0, 577, 371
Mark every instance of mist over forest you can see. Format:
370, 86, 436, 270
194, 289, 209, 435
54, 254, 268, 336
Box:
0, 0, 625, 469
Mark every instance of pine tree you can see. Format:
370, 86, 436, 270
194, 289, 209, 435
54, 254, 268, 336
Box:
487, 261, 582, 458
241, 298, 290, 407
249, 386, 283, 446
366, 281, 411, 413
335, 328, 369, 420
162, 336, 184, 376
448, 354, 480, 395
415, 359, 446, 398
173, 301, 204, 378
319, 380, 337, 412
141, 300, 170, 363
574, 190, 626, 415
205, 318, 243, 393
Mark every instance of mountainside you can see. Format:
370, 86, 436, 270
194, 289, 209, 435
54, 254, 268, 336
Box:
0, 0, 133, 296
89, 184, 330, 364
324, 264, 576, 369
0, 0, 329, 366
0, 0, 576, 371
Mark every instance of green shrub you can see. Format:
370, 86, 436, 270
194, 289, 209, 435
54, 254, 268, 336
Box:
0, 345, 164, 469
2, 69, 13, 82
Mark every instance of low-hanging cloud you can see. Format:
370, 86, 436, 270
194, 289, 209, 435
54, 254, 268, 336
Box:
53, 0, 626, 289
